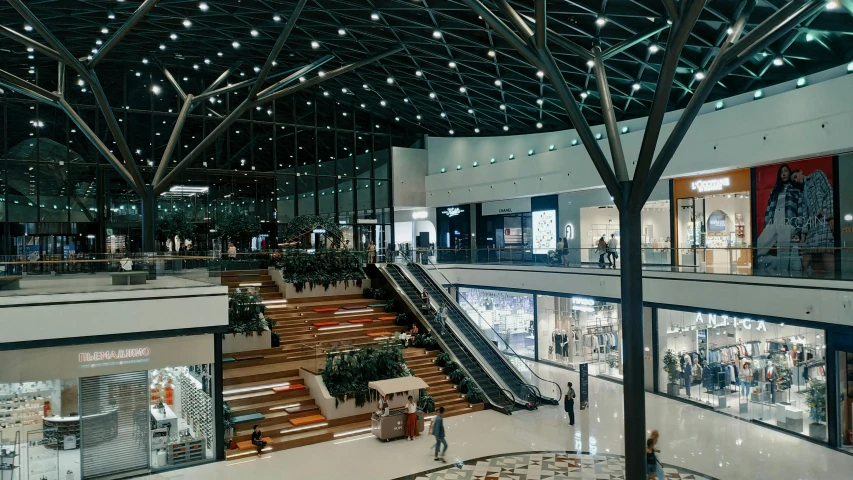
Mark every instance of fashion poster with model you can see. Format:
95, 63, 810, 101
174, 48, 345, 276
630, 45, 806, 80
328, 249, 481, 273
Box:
755, 156, 835, 277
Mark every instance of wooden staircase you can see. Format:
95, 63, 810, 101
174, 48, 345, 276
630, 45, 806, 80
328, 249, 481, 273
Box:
221, 269, 284, 301
403, 348, 485, 417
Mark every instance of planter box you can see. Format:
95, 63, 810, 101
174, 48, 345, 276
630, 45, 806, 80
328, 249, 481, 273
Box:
666, 383, 681, 396
809, 422, 827, 441
223, 331, 272, 354
284, 279, 371, 299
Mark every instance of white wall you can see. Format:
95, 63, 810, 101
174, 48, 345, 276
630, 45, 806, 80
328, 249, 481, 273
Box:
426, 264, 853, 328
392, 147, 429, 208
425, 68, 853, 207
0, 286, 228, 344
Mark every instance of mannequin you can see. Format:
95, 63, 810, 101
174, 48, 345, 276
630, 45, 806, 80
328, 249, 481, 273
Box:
682, 353, 693, 398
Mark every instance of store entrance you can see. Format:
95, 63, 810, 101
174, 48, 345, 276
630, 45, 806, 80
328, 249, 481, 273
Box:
676, 197, 705, 267
839, 350, 853, 450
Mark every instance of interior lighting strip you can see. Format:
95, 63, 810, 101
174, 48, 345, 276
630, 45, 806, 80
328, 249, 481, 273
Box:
223, 382, 289, 396
227, 446, 273, 460
265, 304, 293, 309
269, 403, 301, 411
333, 427, 373, 438
264, 299, 289, 304
239, 282, 262, 287
334, 309, 374, 315
280, 422, 329, 434
317, 324, 363, 331
373, 337, 390, 341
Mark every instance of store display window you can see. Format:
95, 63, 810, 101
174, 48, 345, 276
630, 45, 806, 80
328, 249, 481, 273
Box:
672, 169, 752, 271
536, 295, 622, 379
458, 287, 534, 359
578, 202, 670, 264
657, 308, 827, 441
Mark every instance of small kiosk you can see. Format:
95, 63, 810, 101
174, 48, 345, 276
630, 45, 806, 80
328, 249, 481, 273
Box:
369, 377, 429, 441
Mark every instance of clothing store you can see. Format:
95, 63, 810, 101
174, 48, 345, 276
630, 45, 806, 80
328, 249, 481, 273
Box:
457, 287, 535, 358
656, 307, 827, 441
537, 295, 622, 380
672, 169, 752, 272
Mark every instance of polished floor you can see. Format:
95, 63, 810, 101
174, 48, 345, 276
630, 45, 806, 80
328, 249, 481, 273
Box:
149, 361, 853, 480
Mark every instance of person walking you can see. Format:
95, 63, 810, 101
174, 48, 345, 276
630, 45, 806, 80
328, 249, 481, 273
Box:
429, 406, 447, 462
561, 237, 570, 266
367, 240, 376, 264
649, 430, 665, 480
607, 234, 619, 268
596, 236, 608, 267
405, 395, 418, 440
439, 301, 448, 334
227, 242, 237, 259
251, 424, 266, 457
646, 437, 659, 480
564, 381, 576, 425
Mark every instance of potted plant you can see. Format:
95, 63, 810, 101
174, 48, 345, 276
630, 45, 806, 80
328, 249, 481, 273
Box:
805, 378, 827, 441
417, 390, 435, 413
362, 287, 375, 299
222, 402, 235, 451
435, 352, 451, 368
394, 312, 409, 327
662, 350, 682, 396
606, 353, 619, 376
384, 298, 395, 312
465, 386, 483, 404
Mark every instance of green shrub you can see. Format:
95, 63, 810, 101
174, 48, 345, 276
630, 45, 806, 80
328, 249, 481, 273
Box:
417, 391, 435, 413
384, 298, 395, 312
435, 352, 451, 367
394, 313, 409, 326
465, 386, 483, 404
227, 290, 270, 336
423, 336, 439, 350
449, 370, 466, 384
372, 287, 388, 300
277, 249, 365, 292
443, 361, 458, 374
458, 376, 473, 394
320, 341, 408, 408
362, 287, 375, 299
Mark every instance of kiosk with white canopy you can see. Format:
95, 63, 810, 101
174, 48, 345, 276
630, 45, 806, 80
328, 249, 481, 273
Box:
369, 377, 429, 441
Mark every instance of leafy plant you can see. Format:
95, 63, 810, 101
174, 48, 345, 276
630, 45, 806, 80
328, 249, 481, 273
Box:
362, 287, 375, 299
465, 386, 483, 404
280, 215, 344, 248
663, 350, 681, 384
276, 249, 366, 292
227, 290, 272, 336
458, 376, 473, 394
423, 335, 439, 351
417, 391, 435, 413
606, 353, 619, 369
217, 209, 262, 250
805, 378, 827, 423
413, 333, 426, 348
384, 298, 395, 312
156, 208, 196, 250
394, 312, 409, 326
449, 370, 466, 385
372, 287, 389, 300
271, 331, 281, 348
320, 341, 409, 408
222, 401, 235, 451
435, 352, 451, 367
443, 361, 458, 375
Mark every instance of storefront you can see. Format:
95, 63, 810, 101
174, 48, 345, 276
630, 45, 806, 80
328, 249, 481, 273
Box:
537, 295, 622, 380
655, 307, 828, 441
475, 196, 557, 263
393, 208, 436, 259
673, 169, 752, 271
0, 335, 216, 479
558, 182, 671, 266
458, 287, 535, 358
436, 204, 472, 263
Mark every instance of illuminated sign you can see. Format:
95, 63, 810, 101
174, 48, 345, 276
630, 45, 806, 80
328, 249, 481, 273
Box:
694, 312, 766, 331
412, 211, 428, 220
690, 177, 730, 193
571, 297, 596, 312
312, 228, 327, 234
565, 223, 574, 240
79, 347, 151, 369
441, 207, 464, 217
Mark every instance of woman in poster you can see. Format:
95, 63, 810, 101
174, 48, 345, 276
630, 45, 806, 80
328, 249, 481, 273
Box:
792, 169, 834, 277
757, 164, 804, 273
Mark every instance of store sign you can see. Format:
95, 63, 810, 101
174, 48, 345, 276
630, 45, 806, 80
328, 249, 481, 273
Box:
411, 211, 429, 220
694, 312, 767, 331
571, 297, 595, 312
79, 347, 150, 363
482, 198, 531, 216
690, 177, 730, 193
441, 207, 464, 217
707, 212, 727, 231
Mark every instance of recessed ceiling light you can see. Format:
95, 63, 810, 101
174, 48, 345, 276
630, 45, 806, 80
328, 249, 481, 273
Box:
826, 0, 839, 9
433, 30, 442, 38
468, 108, 474, 114
380, 100, 387, 106
142, 58, 148, 64
403, 98, 409, 103
571, 139, 578, 146
299, 76, 305, 82
183, 19, 192, 27
217, 51, 223, 56
596, 16, 607, 26
621, 126, 629, 134
536, 70, 544, 78
170, 33, 177, 40
449, 129, 454, 135
193, 64, 199, 70
318, 70, 325, 76
429, 92, 436, 98
250, 29, 259, 37
503, 125, 509, 131
311, 40, 320, 49
199, 2, 209, 11
632, 82, 640, 90
754, 89, 763, 99
580, 91, 588, 99
773, 56, 783, 66
536, 122, 543, 129
448, 61, 456, 68
338, 28, 346, 35
475, 128, 481, 133
371, 12, 380, 20
648, 44, 659, 53
499, 104, 506, 110
694, 71, 705, 80
536, 98, 543, 105
416, 114, 422, 120
323, 91, 329, 96
232, 41, 240, 48
151, 84, 161, 95
459, 86, 466, 93
387, 77, 394, 84
23, 24, 32, 31
595, 133, 602, 140
715, 101, 724, 110
586, 60, 594, 67
487, 50, 495, 57
440, 112, 446, 117
494, 79, 502, 86
415, 70, 423, 76
101, 27, 109, 34
273, 14, 281, 22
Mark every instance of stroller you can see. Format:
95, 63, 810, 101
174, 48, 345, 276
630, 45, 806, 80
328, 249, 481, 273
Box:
546, 250, 562, 267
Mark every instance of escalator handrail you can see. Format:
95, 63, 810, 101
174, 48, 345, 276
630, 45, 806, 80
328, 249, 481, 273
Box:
383, 264, 515, 412
408, 258, 563, 402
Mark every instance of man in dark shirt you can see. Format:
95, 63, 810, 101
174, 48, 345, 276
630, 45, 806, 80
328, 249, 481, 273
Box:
430, 406, 447, 462
251, 424, 266, 457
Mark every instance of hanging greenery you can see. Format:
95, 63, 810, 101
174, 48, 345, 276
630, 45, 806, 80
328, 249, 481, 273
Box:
663, 350, 681, 384
280, 215, 344, 248
156, 208, 196, 250
227, 290, 274, 336
217, 209, 262, 250
320, 341, 409, 408
276, 249, 366, 292
805, 378, 827, 423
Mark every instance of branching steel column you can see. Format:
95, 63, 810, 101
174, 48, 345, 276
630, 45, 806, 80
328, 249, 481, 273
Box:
202, 63, 241, 95
520, 15, 594, 61
247, 0, 308, 100
592, 47, 629, 182
534, 0, 546, 49
0, 69, 60, 103
629, 0, 707, 207
88, 0, 160, 68
601, 22, 670, 60
257, 56, 333, 99
0, 25, 64, 63
662, 0, 680, 22
153, 94, 194, 186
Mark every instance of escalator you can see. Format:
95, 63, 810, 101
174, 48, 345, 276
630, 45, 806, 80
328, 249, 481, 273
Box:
403, 261, 562, 406
383, 264, 521, 413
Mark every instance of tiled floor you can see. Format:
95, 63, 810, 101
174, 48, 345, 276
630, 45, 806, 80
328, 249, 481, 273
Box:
149, 360, 853, 480
392, 451, 716, 480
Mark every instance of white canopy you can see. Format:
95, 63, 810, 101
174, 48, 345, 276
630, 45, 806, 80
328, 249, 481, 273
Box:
368, 377, 429, 396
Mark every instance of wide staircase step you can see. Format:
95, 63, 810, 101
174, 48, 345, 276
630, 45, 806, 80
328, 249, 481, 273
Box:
287, 414, 327, 427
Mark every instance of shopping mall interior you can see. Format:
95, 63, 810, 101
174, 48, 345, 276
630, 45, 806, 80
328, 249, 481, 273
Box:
1, 0, 853, 479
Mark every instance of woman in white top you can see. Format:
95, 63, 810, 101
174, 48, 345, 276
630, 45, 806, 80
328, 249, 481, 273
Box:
405, 395, 418, 440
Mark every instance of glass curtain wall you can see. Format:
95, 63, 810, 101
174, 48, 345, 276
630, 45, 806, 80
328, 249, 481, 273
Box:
657, 308, 827, 441
457, 287, 535, 358
0, 78, 419, 255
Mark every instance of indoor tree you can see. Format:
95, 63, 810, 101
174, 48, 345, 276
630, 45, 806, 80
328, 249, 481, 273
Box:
217, 209, 262, 251
156, 208, 196, 252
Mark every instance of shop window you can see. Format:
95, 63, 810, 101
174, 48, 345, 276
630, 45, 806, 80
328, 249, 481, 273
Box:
458, 287, 535, 359
656, 308, 827, 441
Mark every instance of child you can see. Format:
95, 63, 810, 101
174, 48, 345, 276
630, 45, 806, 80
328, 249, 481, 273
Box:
646, 437, 659, 480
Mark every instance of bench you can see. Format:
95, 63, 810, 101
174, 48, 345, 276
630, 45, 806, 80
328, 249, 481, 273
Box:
236, 437, 273, 451
313, 321, 340, 328
111, 271, 148, 286
272, 384, 306, 394
366, 332, 392, 338
232, 354, 264, 361
347, 319, 375, 325
0, 276, 22, 291
378, 316, 396, 322
368, 303, 386, 308
341, 305, 369, 310
313, 308, 339, 313
288, 414, 326, 427
285, 404, 320, 414
232, 413, 265, 424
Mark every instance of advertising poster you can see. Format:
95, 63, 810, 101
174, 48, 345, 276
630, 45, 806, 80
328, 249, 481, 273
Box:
532, 210, 557, 254
579, 362, 589, 410
755, 156, 835, 276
